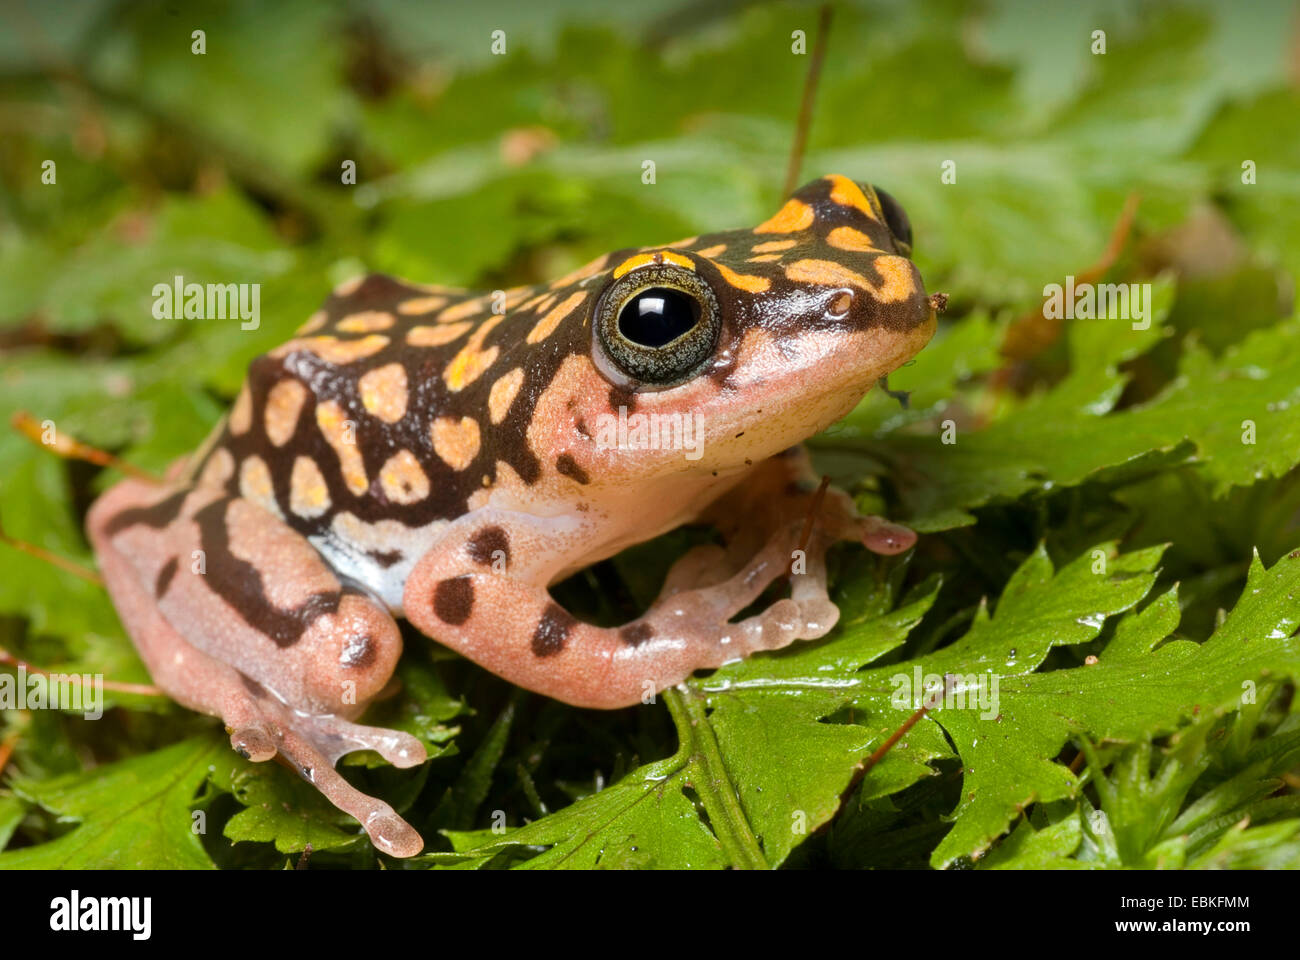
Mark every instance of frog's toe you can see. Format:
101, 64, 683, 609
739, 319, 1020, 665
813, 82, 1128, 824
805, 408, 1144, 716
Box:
854, 515, 917, 555
276, 726, 424, 858
330, 719, 428, 770
228, 724, 276, 763
658, 544, 731, 599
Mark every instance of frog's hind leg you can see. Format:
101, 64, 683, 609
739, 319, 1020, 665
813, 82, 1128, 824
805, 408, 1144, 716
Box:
87, 478, 427, 857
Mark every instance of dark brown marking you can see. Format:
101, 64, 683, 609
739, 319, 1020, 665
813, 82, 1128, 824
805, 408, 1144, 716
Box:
434, 576, 474, 625
467, 526, 510, 566
621, 622, 654, 648
368, 548, 404, 568
154, 556, 179, 599
193, 499, 341, 648
555, 453, 589, 485
532, 603, 576, 657
104, 489, 188, 536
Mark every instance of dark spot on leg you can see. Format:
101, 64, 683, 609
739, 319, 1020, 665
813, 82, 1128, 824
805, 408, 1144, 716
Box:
340, 634, 375, 669
154, 556, 179, 598
575, 418, 591, 438
532, 603, 576, 657
467, 525, 510, 566
621, 622, 654, 648
434, 575, 474, 625
555, 453, 589, 485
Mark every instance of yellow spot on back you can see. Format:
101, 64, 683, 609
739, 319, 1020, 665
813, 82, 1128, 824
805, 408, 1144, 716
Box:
333, 275, 364, 297
612, 250, 694, 279
270, 335, 389, 364
296, 311, 328, 334
503, 287, 532, 308
526, 291, 587, 344
444, 315, 503, 392
379, 449, 430, 505
754, 198, 814, 234
695, 244, 726, 258
406, 322, 473, 347
666, 236, 698, 249
198, 448, 235, 489
431, 416, 481, 471
264, 379, 308, 447
752, 240, 797, 253
445, 345, 500, 392
229, 385, 253, 435
438, 298, 485, 323
397, 295, 449, 316
827, 175, 880, 221
716, 262, 770, 293
488, 368, 525, 424
238, 456, 280, 517
336, 310, 394, 333
827, 226, 880, 252
316, 400, 369, 495
746, 254, 781, 263
290, 456, 331, 518
358, 363, 409, 424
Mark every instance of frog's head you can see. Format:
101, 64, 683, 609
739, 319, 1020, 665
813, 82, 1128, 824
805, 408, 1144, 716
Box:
527, 175, 937, 490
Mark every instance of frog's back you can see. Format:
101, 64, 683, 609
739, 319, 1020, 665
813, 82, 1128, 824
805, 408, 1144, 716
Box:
198, 267, 605, 529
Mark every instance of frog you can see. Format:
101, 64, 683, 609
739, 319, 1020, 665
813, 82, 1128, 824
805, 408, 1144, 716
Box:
85, 175, 939, 858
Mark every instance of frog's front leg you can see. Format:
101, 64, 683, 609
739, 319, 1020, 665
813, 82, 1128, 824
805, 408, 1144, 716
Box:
87, 476, 428, 857
404, 449, 914, 710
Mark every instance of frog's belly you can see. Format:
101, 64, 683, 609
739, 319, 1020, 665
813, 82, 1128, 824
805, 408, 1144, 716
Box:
309, 513, 449, 616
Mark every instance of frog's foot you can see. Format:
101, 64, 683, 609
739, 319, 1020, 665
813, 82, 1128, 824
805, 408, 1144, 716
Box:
274, 724, 425, 859
221, 686, 426, 857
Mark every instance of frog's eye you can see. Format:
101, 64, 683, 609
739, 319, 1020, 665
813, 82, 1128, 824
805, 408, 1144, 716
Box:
874, 187, 913, 256
594, 264, 721, 387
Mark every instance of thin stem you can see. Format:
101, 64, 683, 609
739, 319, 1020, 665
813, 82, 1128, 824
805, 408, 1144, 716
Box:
0, 514, 104, 587
665, 687, 769, 870
783, 4, 833, 198
0, 647, 163, 697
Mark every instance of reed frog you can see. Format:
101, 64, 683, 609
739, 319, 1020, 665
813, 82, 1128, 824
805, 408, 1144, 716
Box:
87, 175, 938, 856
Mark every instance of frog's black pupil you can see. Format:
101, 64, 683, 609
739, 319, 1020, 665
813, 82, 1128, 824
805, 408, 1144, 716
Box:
875, 187, 913, 250
618, 288, 700, 347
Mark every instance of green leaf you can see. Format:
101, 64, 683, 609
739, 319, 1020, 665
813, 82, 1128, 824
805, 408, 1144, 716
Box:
0, 737, 219, 869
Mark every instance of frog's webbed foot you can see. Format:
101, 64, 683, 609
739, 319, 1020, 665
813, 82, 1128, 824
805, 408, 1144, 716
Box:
223, 685, 426, 858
